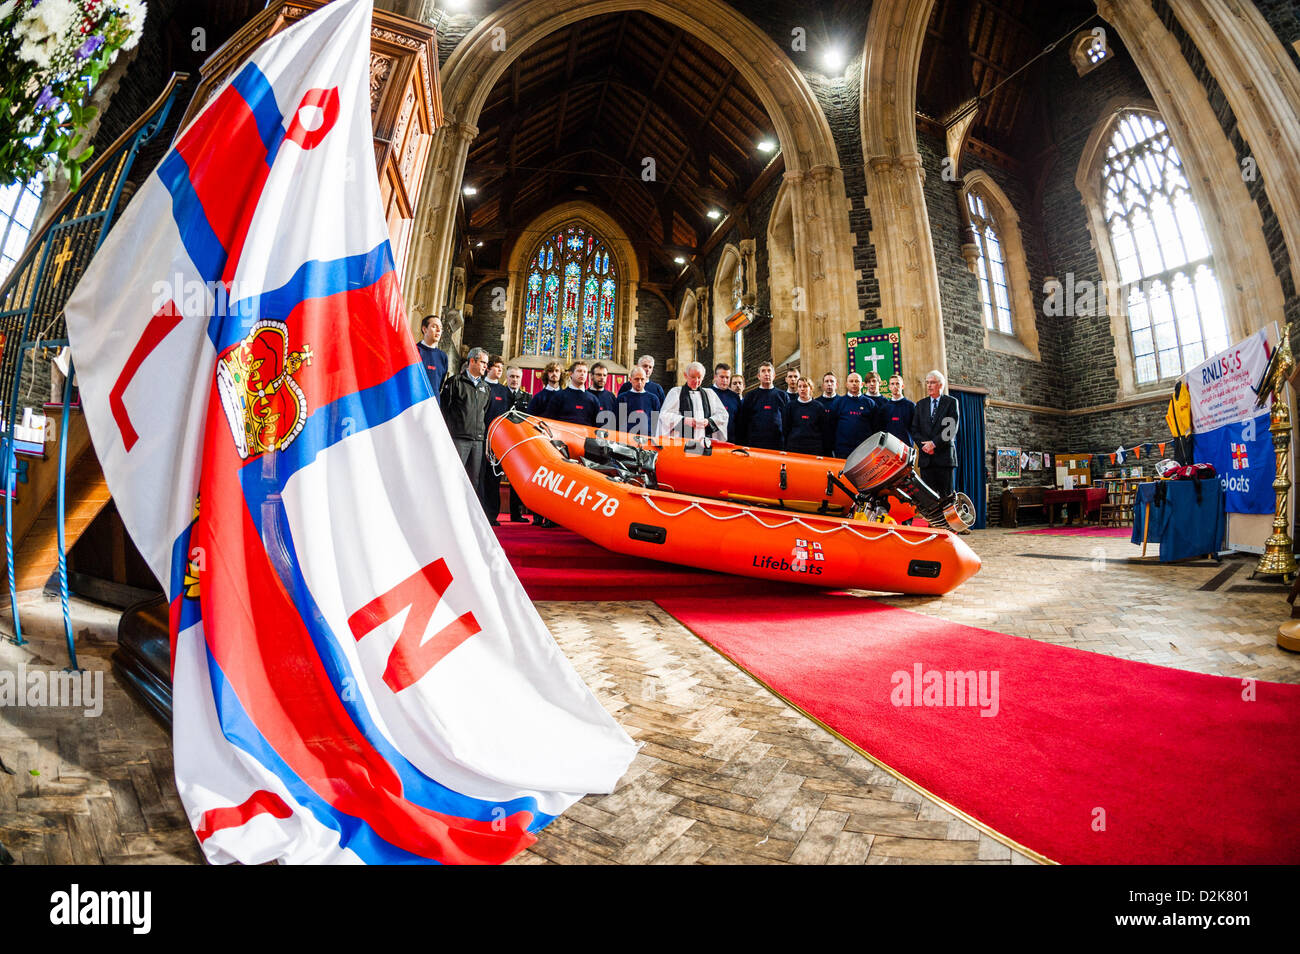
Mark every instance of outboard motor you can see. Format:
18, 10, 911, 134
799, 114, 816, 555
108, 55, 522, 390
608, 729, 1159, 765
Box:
582, 436, 658, 487
841, 432, 976, 532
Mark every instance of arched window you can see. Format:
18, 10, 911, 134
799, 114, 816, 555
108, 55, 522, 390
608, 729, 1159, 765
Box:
966, 189, 1012, 335
0, 177, 44, 283
1100, 112, 1228, 385
960, 172, 1039, 360
520, 223, 617, 361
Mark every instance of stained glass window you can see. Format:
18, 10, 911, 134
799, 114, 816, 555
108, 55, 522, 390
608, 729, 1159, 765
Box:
966, 191, 1013, 335
1100, 112, 1227, 385
521, 224, 617, 360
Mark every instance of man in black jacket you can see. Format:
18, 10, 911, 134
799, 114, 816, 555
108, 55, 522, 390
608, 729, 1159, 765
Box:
502, 366, 532, 522
911, 368, 960, 496
441, 347, 492, 506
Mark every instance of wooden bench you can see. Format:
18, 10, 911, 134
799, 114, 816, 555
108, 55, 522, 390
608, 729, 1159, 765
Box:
999, 485, 1050, 528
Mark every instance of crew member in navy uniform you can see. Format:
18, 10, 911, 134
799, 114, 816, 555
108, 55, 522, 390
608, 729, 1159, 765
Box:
440, 347, 492, 509
617, 354, 666, 406
416, 314, 447, 404
828, 372, 878, 458
783, 366, 801, 400
615, 366, 660, 436
785, 377, 829, 455
912, 368, 960, 496
709, 362, 741, 442
882, 372, 915, 448
551, 360, 600, 426
588, 361, 618, 429
481, 356, 511, 525
503, 365, 532, 522
816, 372, 838, 414
527, 360, 564, 418
738, 360, 788, 449
658, 362, 728, 440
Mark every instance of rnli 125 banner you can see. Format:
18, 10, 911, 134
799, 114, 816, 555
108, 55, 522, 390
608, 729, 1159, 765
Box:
1185, 325, 1277, 515
64, 0, 635, 865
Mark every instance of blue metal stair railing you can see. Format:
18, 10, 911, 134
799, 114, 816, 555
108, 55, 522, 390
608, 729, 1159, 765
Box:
0, 75, 190, 656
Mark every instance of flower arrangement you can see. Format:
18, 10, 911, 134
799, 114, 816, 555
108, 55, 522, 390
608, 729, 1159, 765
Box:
0, 0, 147, 190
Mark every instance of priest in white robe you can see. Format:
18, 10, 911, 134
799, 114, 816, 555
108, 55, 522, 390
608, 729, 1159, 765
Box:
657, 361, 729, 441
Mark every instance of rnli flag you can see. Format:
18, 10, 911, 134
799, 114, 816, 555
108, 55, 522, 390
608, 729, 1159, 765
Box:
64, 0, 635, 864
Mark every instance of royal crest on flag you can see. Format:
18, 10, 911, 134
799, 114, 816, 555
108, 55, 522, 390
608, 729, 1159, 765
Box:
1231, 443, 1249, 470
64, 0, 635, 864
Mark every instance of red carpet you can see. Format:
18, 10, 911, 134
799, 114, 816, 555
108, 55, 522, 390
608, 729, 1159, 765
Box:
1013, 526, 1132, 537
494, 522, 807, 601
656, 593, 1300, 864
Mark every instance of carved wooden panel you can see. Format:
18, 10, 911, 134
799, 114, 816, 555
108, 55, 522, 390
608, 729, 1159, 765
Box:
176, 0, 441, 274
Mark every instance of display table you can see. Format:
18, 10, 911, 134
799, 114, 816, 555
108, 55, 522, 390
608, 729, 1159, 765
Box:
1043, 487, 1108, 525
1131, 480, 1227, 563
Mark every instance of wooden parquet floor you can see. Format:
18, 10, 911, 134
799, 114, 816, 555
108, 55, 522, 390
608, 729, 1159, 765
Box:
3, 526, 1298, 865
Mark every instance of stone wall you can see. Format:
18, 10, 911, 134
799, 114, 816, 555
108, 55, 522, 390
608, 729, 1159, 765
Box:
1037, 26, 1163, 461
635, 291, 674, 389
1256, 0, 1300, 73
466, 280, 508, 359
806, 60, 878, 328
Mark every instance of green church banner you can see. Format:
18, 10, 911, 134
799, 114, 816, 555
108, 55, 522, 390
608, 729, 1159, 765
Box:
845, 327, 902, 380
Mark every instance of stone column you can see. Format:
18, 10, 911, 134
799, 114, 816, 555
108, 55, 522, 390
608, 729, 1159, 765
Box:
404, 119, 477, 333
864, 153, 946, 388
738, 239, 757, 305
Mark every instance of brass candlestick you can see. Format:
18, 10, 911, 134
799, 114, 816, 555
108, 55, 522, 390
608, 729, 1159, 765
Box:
1257, 396, 1297, 580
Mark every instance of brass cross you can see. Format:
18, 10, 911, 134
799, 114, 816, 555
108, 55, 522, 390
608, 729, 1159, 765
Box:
50, 237, 74, 286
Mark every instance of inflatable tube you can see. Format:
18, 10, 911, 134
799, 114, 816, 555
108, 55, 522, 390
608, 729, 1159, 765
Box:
489, 413, 980, 596
517, 419, 972, 528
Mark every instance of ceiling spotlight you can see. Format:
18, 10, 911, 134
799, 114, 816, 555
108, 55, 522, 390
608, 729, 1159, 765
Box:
756, 139, 776, 153
822, 46, 846, 73
706, 209, 722, 220
475, 241, 484, 247
674, 256, 686, 265
462, 185, 477, 196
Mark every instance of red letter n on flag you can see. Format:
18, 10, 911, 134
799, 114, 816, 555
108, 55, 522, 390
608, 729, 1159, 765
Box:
348, 559, 482, 692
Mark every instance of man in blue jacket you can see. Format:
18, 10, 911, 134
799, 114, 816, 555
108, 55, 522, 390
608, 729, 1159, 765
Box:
739, 361, 788, 449
709, 363, 742, 442
416, 314, 447, 404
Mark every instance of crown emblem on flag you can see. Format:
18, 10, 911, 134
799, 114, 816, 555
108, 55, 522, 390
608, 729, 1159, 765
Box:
216, 320, 313, 459
1231, 443, 1249, 470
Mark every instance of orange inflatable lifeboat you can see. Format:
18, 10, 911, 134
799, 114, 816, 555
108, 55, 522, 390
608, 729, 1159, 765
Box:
529, 418, 974, 531
488, 412, 980, 596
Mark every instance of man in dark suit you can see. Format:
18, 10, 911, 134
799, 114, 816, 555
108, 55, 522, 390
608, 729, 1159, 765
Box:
912, 369, 959, 496
502, 366, 532, 522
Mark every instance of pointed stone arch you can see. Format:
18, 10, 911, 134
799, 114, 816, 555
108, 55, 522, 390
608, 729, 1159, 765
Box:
711, 244, 743, 369
1075, 96, 1274, 399
404, 0, 859, 379
675, 288, 700, 376
1090, 1, 1284, 355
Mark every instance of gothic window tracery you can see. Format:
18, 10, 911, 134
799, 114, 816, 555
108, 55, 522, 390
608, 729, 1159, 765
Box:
520, 224, 617, 361
1100, 112, 1227, 385
966, 189, 1013, 336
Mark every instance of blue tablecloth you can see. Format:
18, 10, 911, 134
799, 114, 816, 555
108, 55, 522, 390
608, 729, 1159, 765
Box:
1131, 480, 1227, 562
